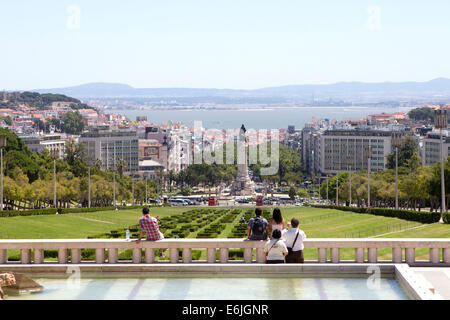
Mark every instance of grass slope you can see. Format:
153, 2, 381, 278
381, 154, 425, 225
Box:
1, 206, 449, 262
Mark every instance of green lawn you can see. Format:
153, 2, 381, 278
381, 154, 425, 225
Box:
0, 207, 191, 239
1, 206, 449, 262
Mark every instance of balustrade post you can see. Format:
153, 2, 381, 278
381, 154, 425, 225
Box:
219, 248, 228, 263
244, 248, 253, 263
21, 249, 31, 264
318, 248, 327, 263
95, 248, 105, 264
132, 248, 142, 264
430, 248, 440, 264
58, 249, 68, 264
331, 248, 340, 263
443, 248, 450, 263
71, 248, 81, 264
0, 249, 7, 264
368, 248, 377, 263
108, 248, 118, 264
207, 248, 216, 263
34, 249, 44, 264
256, 248, 265, 263
355, 248, 364, 263
145, 248, 155, 263
392, 247, 402, 263
169, 248, 179, 263
182, 248, 192, 263
405, 248, 415, 264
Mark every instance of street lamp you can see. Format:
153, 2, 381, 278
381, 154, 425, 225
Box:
113, 145, 116, 207
88, 166, 91, 208
434, 106, 448, 223
0, 135, 6, 211
53, 159, 57, 208
145, 177, 148, 205
392, 132, 402, 210
347, 155, 352, 207
318, 176, 328, 203
336, 173, 339, 206
366, 146, 372, 208
131, 177, 135, 206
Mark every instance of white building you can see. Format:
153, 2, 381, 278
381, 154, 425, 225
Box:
20, 133, 66, 159
138, 159, 165, 179
167, 128, 192, 173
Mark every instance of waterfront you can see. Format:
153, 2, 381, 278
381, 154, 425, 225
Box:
104, 106, 414, 129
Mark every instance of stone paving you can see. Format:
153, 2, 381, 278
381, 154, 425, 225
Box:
411, 267, 450, 299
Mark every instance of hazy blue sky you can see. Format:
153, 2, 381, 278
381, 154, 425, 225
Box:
1, 0, 450, 90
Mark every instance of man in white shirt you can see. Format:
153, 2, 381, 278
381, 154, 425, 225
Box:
282, 218, 306, 263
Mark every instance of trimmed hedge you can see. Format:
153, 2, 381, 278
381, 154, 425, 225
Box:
0, 205, 159, 218
310, 205, 449, 224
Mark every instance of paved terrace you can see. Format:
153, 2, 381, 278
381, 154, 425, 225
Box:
1, 239, 450, 265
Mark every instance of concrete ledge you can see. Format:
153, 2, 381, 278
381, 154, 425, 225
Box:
394, 264, 443, 300
1, 263, 398, 274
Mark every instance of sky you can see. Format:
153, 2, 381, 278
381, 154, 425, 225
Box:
1, 0, 450, 90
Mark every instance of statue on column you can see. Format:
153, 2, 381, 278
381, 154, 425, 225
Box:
231, 124, 256, 196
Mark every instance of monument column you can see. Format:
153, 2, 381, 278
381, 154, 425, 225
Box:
231, 124, 255, 196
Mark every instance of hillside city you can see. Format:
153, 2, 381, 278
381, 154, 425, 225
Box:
0, 90, 446, 195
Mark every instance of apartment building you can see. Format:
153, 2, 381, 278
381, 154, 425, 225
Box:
320, 130, 396, 174
80, 128, 139, 175
421, 131, 450, 166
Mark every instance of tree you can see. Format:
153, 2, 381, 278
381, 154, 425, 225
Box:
60, 111, 85, 135
94, 159, 103, 169
181, 186, 192, 196
0, 116, 12, 125
408, 107, 434, 123
116, 159, 127, 177
387, 136, 419, 169
296, 188, 308, 198
288, 186, 296, 200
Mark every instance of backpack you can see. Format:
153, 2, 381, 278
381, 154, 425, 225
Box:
252, 217, 265, 236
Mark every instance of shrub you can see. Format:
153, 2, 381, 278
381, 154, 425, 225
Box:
310, 205, 444, 224
81, 249, 96, 260
0, 205, 161, 218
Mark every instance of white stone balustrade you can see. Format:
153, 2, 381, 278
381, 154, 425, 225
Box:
0, 239, 449, 265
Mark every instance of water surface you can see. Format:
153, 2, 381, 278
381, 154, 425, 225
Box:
6, 273, 409, 300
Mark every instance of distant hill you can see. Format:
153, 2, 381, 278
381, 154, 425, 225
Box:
32, 78, 450, 102
0, 91, 95, 110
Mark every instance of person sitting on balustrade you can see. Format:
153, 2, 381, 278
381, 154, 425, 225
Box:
135, 207, 165, 258
247, 208, 269, 240
263, 229, 288, 264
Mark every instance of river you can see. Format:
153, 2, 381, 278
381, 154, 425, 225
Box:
105, 105, 414, 129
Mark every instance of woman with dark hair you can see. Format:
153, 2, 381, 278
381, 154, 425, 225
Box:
263, 229, 288, 264
269, 208, 286, 238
